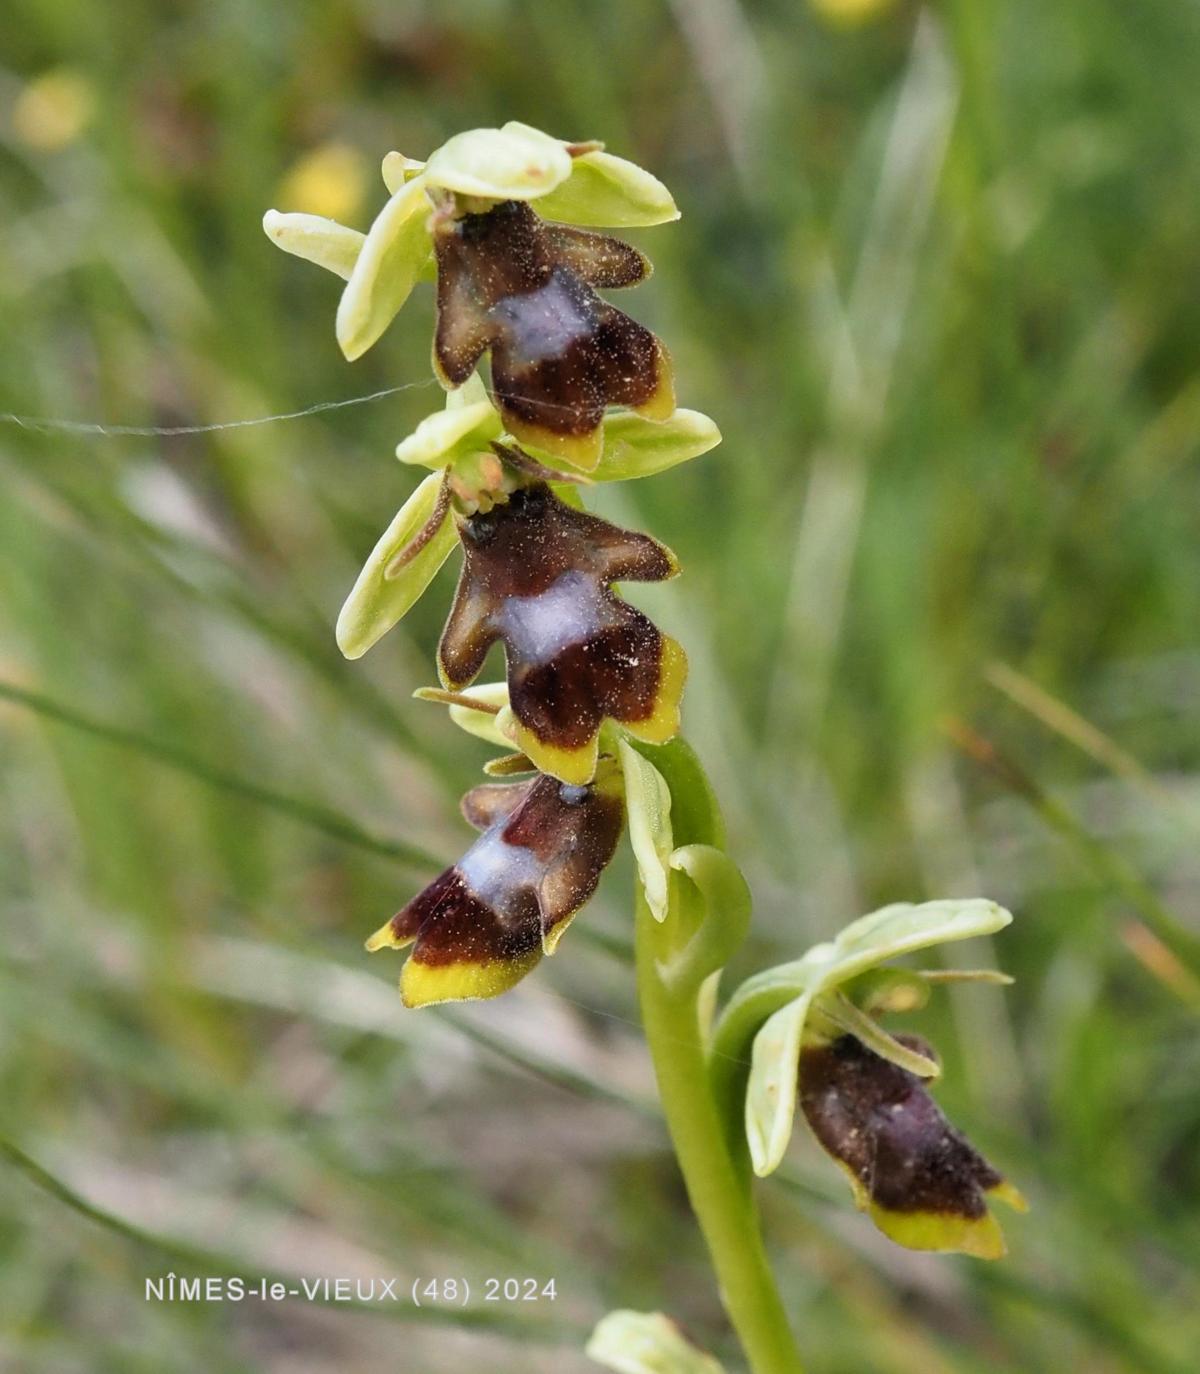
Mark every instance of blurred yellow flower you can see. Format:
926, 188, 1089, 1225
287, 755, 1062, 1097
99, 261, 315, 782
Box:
275, 141, 368, 223
810, 0, 898, 25
12, 69, 95, 151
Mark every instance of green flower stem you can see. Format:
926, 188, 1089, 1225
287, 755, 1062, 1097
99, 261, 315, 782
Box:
637, 896, 803, 1374
629, 737, 802, 1374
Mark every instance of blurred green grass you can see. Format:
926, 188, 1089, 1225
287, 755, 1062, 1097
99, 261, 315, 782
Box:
2, 0, 1199, 1369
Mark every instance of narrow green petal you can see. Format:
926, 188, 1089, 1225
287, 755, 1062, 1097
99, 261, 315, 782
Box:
586, 1310, 725, 1374
813, 993, 941, 1078
335, 177, 432, 361
448, 683, 514, 749
845, 967, 932, 1015
916, 967, 1015, 985
335, 473, 456, 659
535, 148, 680, 227
592, 409, 722, 481
395, 400, 502, 469
619, 739, 673, 921
262, 209, 363, 281
423, 123, 572, 201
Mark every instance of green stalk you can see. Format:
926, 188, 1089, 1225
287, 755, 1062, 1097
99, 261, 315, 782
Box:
630, 738, 802, 1374
637, 905, 803, 1373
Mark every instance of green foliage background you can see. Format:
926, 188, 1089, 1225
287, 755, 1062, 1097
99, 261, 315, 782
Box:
2, 1, 1199, 1370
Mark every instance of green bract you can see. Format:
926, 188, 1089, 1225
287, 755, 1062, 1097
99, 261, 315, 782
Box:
619, 739, 674, 922
663, 843, 753, 994
716, 898, 1013, 1178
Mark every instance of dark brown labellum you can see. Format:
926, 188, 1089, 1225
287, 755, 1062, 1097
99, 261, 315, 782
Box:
438, 481, 685, 783
369, 770, 623, 1006
433, 200, 674, 467
800, 1034, 1005, 1221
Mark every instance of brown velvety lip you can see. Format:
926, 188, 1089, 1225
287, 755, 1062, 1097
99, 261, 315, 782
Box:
433, 200, 673, 450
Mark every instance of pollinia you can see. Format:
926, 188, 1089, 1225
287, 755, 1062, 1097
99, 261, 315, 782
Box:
265, 121, 1024, 1374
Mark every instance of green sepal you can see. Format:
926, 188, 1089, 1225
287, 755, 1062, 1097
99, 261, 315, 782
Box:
335, 473, 456, 659
412, 682, 518, 753
481, 751, 536, 777
423, 122, 572, 202
593, 409, 720, 480
336, 176, 432, 361
521, 409, 721, 482
535, 146, 681, 227
448, 683, 515, 750
395, 399, 503, 470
